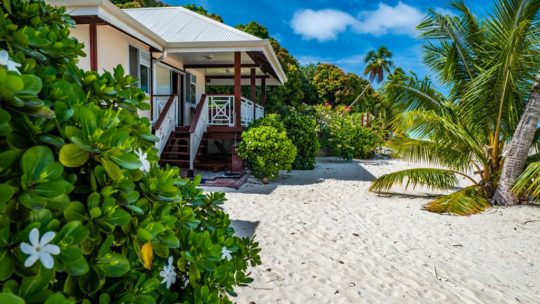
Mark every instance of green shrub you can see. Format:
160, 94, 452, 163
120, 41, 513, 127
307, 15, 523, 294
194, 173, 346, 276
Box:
280, 109, 319, 169
0, 1, 260, 303
315, 105, 382, 160
250, 112, 319, 170
238, 126, 296, 179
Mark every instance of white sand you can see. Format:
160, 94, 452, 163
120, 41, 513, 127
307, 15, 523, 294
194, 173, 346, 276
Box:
208, 158, 540, 304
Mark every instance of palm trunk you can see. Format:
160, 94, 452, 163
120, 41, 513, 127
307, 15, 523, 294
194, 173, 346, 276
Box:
492, 76, 540, 205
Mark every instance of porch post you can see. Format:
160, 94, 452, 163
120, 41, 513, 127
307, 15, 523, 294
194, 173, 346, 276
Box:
251, 68, 256, 119
89, 24, 97, 71
261, 76, 266, 105
234, 52, 241, 127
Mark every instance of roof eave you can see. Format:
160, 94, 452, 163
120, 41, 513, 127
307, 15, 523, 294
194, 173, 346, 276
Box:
48, 0, 166, 51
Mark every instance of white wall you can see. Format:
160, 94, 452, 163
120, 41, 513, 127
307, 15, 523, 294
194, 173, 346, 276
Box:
70, 25, 90, 70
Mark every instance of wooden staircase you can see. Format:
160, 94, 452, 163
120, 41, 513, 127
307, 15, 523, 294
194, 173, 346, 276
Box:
159, 127, 206, 169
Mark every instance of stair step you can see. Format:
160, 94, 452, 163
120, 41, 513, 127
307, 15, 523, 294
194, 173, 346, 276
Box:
160, 159, 190, 165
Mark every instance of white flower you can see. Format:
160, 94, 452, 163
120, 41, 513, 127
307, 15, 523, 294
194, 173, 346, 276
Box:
135, 148, 150, 173
0, 50, 21, 74
221, 247, 232, 261
159, 256, 177, 289
20, 228, 60, 269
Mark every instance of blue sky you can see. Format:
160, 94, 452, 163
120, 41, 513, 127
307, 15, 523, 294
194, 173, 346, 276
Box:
165, 1, 488, 81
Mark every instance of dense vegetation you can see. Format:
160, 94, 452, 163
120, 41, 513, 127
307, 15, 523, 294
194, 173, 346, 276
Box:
0, 1, 260, 303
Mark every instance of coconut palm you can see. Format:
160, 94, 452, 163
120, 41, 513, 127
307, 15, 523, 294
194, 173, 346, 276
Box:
370, 0, 540, 215
363, 46, 394, 83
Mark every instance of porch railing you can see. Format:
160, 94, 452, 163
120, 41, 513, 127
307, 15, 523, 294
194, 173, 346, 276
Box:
240, 97, 255, 126
208, 95, 235, 126
189, 94, 209, 170
153, 94, 178, 155
256, 104, 264, 120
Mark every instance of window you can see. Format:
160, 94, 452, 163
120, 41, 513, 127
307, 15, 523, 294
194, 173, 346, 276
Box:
128, 46, 150, 94
155, 64, 172, 95
189, 73, 197, 103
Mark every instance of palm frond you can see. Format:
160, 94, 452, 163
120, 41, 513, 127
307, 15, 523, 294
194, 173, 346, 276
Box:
390, 136, 475, 172
369, 168, 460, 193
424, 186, 490, 215
513, 161, 540, 198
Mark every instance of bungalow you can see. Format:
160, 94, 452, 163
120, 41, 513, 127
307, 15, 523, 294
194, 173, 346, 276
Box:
47, 0, 287, 174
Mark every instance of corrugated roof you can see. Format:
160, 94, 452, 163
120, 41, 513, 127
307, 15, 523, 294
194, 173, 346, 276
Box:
123, 7, 262, 43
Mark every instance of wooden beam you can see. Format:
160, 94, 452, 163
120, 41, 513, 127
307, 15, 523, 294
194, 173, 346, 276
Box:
234, 52, 241, 128
251, 68, 256, 119
72, 15, 106, 25
89, 24, 97, 71
261, 77, 266, 105
184, 63, 261, 69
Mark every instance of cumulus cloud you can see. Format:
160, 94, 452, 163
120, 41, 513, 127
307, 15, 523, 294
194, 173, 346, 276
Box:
354, 2, 424, 37
290, 2, 426, 41
290, 9, 359, 42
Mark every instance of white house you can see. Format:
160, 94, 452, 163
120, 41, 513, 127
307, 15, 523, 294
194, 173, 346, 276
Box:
48, 0, 287, 173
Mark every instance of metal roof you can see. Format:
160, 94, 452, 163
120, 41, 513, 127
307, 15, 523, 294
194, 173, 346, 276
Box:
123, 7, 262, 43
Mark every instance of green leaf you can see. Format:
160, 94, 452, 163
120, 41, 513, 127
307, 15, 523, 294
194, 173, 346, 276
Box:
34, 180, 69, 198
64, 201, 87, 222
59, 144, 89, 168
424, 186, 490, 215
22, 146, 54, 182
96, 253, 130, 277
369, 168, 461, 192
0, 250, 14, 280
0, 184, 14, 204
102, 158, 123, 180
57, 221, 89, 245
108, 152, 141, 170
102, 209, 131, 226
0, 293, 25, 304
78, 107, 97, 137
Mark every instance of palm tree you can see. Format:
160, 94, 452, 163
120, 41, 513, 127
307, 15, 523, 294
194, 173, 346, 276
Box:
369, 0, 540, 215
363, 46, 394, 83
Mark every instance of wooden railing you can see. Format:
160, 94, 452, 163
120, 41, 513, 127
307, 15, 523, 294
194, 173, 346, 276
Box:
240, 97, 255, 126
153, 94, 178, 155
208, 95, 235, 126
189, 94, 209, 170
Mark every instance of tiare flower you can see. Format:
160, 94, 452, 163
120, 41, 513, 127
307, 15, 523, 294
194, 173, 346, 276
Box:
20, 228, 60, 269
159, 256, 177, 289
0, 50, 21, 74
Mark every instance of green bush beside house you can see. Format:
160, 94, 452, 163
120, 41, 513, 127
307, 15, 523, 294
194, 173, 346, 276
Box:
0, 1, 260, 303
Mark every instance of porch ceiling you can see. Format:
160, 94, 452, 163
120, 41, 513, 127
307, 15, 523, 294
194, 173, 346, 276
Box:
181, 51, 282, 86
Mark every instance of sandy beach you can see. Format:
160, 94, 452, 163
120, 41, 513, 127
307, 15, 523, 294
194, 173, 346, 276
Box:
207, 158, 540, 304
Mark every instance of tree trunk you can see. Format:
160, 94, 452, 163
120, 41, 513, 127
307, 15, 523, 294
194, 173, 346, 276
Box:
492, 76, 540, 205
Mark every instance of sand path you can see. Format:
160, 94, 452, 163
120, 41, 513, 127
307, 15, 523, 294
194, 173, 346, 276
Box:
209, 158, 540, 304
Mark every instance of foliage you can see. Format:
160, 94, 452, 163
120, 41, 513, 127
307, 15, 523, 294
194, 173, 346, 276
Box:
371, 0, 540, 215
249, 112, 320, 170
0, 1, 260, 303
363, 46, 394, 83
314, 105, 382, 160
311, 64, 358, 104
238, 125, 297, 179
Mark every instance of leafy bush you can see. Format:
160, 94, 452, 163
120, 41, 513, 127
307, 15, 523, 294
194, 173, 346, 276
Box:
0, 1, 260, 303
280, 108, 319, 169
238, 126, 297, 179
249, 112, 319, 170
315, 105, 382, 160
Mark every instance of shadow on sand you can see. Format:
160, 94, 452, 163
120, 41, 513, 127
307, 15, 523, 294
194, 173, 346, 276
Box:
214, 157, 377, 195
230, 220, 260, 238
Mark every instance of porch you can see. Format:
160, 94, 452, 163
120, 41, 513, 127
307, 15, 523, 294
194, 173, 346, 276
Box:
152, 92, 265, 173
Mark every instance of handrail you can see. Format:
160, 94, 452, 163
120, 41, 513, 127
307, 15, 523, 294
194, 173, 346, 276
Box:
189, 94, 209, 170
189, 94, 207, 133
153, 94, 177, 131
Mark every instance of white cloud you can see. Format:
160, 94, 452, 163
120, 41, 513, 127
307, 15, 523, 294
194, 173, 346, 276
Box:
290, 2, 426, 41
290, 9, 359, 42
354, 2, 424, 37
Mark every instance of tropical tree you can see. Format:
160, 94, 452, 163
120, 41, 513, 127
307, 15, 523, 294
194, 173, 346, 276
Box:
363, 46, 394, 83
370, 0, 540, 215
